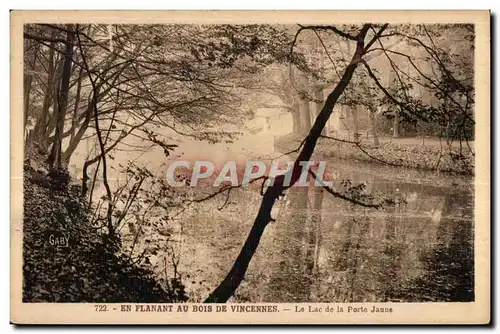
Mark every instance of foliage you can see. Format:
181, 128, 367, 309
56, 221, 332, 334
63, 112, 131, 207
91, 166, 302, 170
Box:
389, 218, 474, 302
23, 160, 188, 302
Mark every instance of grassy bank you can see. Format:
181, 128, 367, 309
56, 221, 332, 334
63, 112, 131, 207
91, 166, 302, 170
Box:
22, 160, 187, 303
275, 133, 474, 175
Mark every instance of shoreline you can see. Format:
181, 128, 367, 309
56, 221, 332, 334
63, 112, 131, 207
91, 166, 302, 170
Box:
275, 133, 474, 177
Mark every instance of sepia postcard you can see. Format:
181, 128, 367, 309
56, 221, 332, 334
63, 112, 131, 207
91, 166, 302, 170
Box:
10, 10, 490, 325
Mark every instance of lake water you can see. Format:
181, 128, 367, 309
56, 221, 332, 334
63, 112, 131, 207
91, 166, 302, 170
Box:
176, 158, 474, 303
73, 106, 474, 303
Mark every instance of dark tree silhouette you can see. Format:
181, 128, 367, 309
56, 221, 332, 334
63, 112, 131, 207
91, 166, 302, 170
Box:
204, 24, 378, 303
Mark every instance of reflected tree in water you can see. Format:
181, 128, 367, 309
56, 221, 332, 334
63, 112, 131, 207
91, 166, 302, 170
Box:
391, 194, 474, 302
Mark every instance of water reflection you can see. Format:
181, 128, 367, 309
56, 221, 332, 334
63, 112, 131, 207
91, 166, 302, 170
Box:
258, 168, 474, 303
263, 187, 313, 302
177, 161, 474, 303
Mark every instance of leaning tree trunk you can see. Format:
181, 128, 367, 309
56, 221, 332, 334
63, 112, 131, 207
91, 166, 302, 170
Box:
314, 88, 327, 136
62, 104, 92, 164
48, 24, 75, 169
204, 26, 370, 303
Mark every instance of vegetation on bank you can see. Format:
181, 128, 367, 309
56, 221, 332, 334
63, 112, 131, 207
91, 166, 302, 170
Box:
22, 160, 188, 303
275, 133, 474, 175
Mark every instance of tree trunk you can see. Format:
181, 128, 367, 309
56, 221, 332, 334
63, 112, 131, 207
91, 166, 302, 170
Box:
389, 68, 400, 138
31, 30, 57, 149
48, 24, 75, 169
204, 25, 369, 303
62, 67, 86, 165
297, 69, 311, 135
393, 112, 400, 138
291, 101, 300, 134
23, 74, 33, 152
368, 110, 380, 146
23, 74, 33, 129
314, 88, 326, 136
340, 104, 350, 139
70, 66, 84, 142
352, 105, 359, 141
62, 107, 91, 164
23, 38, 41, 153
299, 98, 311, 135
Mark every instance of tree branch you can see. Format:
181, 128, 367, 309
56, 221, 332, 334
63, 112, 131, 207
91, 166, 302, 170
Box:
363, 24, 389, 53
76, 28, 115, 239
24, 32, 67, 44
308, 170, 392, 209
299, 25, 359, 40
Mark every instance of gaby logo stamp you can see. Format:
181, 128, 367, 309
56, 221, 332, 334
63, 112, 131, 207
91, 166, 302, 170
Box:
45, 230, 71, 248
